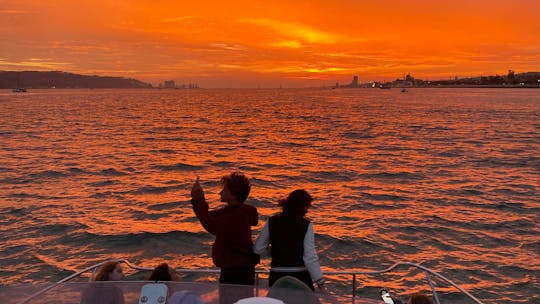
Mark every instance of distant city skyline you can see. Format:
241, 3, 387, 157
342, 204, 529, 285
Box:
1, 0, 539, 88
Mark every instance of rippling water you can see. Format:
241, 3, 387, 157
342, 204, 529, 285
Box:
0, 88, 538, 303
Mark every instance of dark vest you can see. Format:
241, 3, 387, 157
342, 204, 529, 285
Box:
268, 214, 310, 267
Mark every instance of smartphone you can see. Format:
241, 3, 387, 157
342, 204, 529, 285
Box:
380, 289, 394, 304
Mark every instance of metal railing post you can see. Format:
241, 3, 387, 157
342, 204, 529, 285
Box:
255, 272, 260, 296
426, 271, 441, 304
352, 273, 356, 304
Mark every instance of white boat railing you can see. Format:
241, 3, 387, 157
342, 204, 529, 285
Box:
18, 259, 485, 304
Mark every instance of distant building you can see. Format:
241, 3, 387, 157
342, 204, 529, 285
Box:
393, 74, 414, 87
163, 80, 176, 88
338, 76, 360, 88
351, 76, 359, 87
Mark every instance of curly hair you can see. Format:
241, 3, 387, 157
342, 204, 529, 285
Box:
408, 293, 434, 304
220, 172, 251, 203
278, 189, 313, 218
148, 263, 173, 281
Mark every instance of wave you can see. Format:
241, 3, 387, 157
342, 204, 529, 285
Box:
436, 149, 465, 157
427, 126, 456, 132
491, 187, 536, 196
131, 210, 169, 221
90, 191, 125, 199
27, 170, 66, 180
247, 198, 272, 208
99, 168, 128, 176
433, 169, 454, 176
276, 141, 306, 148
340, 131, 375, 139
520, 241, 539, 254
57, 230, 212, 249
427, 237, 457, 252
359, 192, 408, 202
67, 167, 87, 174
0, 207, 28, 215
87, 180, 116, 187
1, 244, 32, 257
250, 177, 281, 187
147, 201, 180, 211
39, 222, 90, 235
474, 219, 536, 232
238, 165, 263, 172
475, 156, 539, 168
130, 185, 177, 195
148, 149, 176, 154
342, 200, 409, 211
7, 192, 73, 200
372, 145, 410, 152
211, 161, 236, 168
152, 163, 205, 171
317, 234, 385, 254
300, 170, 358, 183
1, 167, 91, 184
359, 171, 426, 181
142, 136, 185, 141
0, 177, 27, 185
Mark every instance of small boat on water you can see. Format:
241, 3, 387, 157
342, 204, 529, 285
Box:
12, 87, 27, 93
4, 259, 486, 304
401, 88, 408, 93
379, 84, 392, 89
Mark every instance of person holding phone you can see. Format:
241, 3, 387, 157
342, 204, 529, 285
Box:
190, 172, 259, 285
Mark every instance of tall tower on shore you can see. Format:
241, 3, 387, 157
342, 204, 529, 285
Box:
351, 76, 359, 87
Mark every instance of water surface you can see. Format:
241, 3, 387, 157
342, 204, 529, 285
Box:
0, 88, 538, 303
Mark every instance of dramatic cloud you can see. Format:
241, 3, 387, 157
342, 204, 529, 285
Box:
1, 0, 539, 87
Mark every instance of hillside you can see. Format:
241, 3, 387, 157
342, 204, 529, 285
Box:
0, 71, 152, 89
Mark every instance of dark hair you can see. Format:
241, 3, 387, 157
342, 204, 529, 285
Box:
148, 263, 172, 281
278, 189, 313, 218
94, 261, 120, 281
221, 172, 251, 203
408, 293, 434, 304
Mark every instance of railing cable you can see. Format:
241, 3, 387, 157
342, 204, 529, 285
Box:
17, 259, 485, 304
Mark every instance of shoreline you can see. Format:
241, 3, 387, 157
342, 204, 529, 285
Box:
338, 85, 540, 89
3, 85, 540, 90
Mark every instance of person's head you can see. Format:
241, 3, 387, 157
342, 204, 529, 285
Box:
94, 261, 124, 281
408, 293, 434, 304
148, 263, 180, 281
220, 172, 251, 205
278, 189, 313, 218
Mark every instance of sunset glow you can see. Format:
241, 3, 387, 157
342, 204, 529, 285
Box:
1, 0, 539, 87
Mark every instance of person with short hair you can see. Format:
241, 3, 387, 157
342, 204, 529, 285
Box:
190, 172, 259, 285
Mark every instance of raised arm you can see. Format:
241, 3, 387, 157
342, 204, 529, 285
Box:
190, 179, 219, 234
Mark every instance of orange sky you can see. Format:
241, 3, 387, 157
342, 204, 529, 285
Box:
1, 0, 539, 87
